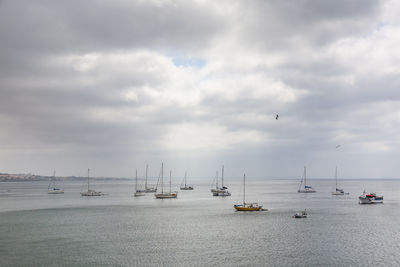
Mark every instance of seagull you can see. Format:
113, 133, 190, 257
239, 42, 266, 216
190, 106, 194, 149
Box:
336, 145, 341, 149
275, 114, 279, 120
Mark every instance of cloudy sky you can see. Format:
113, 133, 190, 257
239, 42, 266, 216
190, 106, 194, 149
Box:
1, 0, 400, 179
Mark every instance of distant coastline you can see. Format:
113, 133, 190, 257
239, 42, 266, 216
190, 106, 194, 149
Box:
0, 173, 130, 182
1, 173, 399, 182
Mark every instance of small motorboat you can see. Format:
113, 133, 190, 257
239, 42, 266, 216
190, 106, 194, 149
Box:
359, 190, 383, 204
292, 210, 307, 218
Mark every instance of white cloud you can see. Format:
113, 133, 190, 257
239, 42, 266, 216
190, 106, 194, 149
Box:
161, 122, 265, 152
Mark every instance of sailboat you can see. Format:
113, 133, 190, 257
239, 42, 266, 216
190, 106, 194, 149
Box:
180, 171, 194, 190
134, 169, 145, 197
136, 164, 157, 193
210, 171, 219, 193
234, 173, 263, 211
297, 166, 316, 193
211, 165, 231, 196
155, 163, 178, 199
48, 170, 64, 194
81, 168, 102, 196
331, 166, 349, 195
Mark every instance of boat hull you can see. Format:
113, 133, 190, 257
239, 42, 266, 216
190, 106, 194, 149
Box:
155, 193, 178, 199
234, 204, 262, 211
211, 189, 224, 193
48, 189, 64, 194
81, 190, 102, 196
145, 188, 157, 193
134, 192, 145, 197
359, 197, 383, 204
292, 214, 307, 218
180, 187, 194, 190
213, 191, 231, 196
136, 188, 157, 193
234, 206, 262, 211
298, 189, 316, 193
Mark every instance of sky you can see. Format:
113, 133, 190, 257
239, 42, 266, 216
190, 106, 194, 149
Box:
1, 0, 400, 180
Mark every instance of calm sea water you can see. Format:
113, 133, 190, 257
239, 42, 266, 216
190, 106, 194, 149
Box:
1, 179, 400, 266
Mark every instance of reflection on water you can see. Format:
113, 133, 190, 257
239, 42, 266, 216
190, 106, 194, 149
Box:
1, 179, 400, 266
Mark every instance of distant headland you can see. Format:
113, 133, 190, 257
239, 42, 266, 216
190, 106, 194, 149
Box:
0, 173, 130, 182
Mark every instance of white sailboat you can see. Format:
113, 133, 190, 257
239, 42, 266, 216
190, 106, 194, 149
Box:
134, 169, 145, 197
155, 163, 178, 199
331, 166, 349, 195
210, 170, 219, 193
136, 164, 157, 193
180, 171, 194, 190
48, 170, 64, 194
81, 168, 102, 196
297, 166, 316, 193
212, 165, 231, 196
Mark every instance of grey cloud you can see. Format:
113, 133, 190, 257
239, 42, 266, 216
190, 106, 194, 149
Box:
238, 0, 382, 49
0, 0, 226, 54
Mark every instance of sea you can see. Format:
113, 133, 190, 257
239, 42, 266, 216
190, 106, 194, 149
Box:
1, 179, 400, 266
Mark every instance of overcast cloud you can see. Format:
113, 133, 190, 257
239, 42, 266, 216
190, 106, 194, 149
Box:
1, 0, 400, 180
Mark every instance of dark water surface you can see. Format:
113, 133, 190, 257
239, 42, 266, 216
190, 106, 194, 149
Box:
1, 179, 400, 266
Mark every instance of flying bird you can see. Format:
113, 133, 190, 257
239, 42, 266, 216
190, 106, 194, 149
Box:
336, 145, 341, 149
275, 114, 279, 120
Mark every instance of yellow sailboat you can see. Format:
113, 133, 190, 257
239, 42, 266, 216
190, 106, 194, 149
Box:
234, 173, 263, 211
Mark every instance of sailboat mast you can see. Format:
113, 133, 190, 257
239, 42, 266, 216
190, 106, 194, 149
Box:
335, 166, 338, 189
304, 166, 306, 188
161, 163, 164, 194
222, 165, 224, 187
87, 168, 90, 191
53, 170, 56, 188
243, 173, 246, 205
216, 171, 219, 188
135, 169, 138, 191
145, 164, 148, 190
169, 170, 172, 193
185, 171, 187, 187
48, 170, 54, 190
